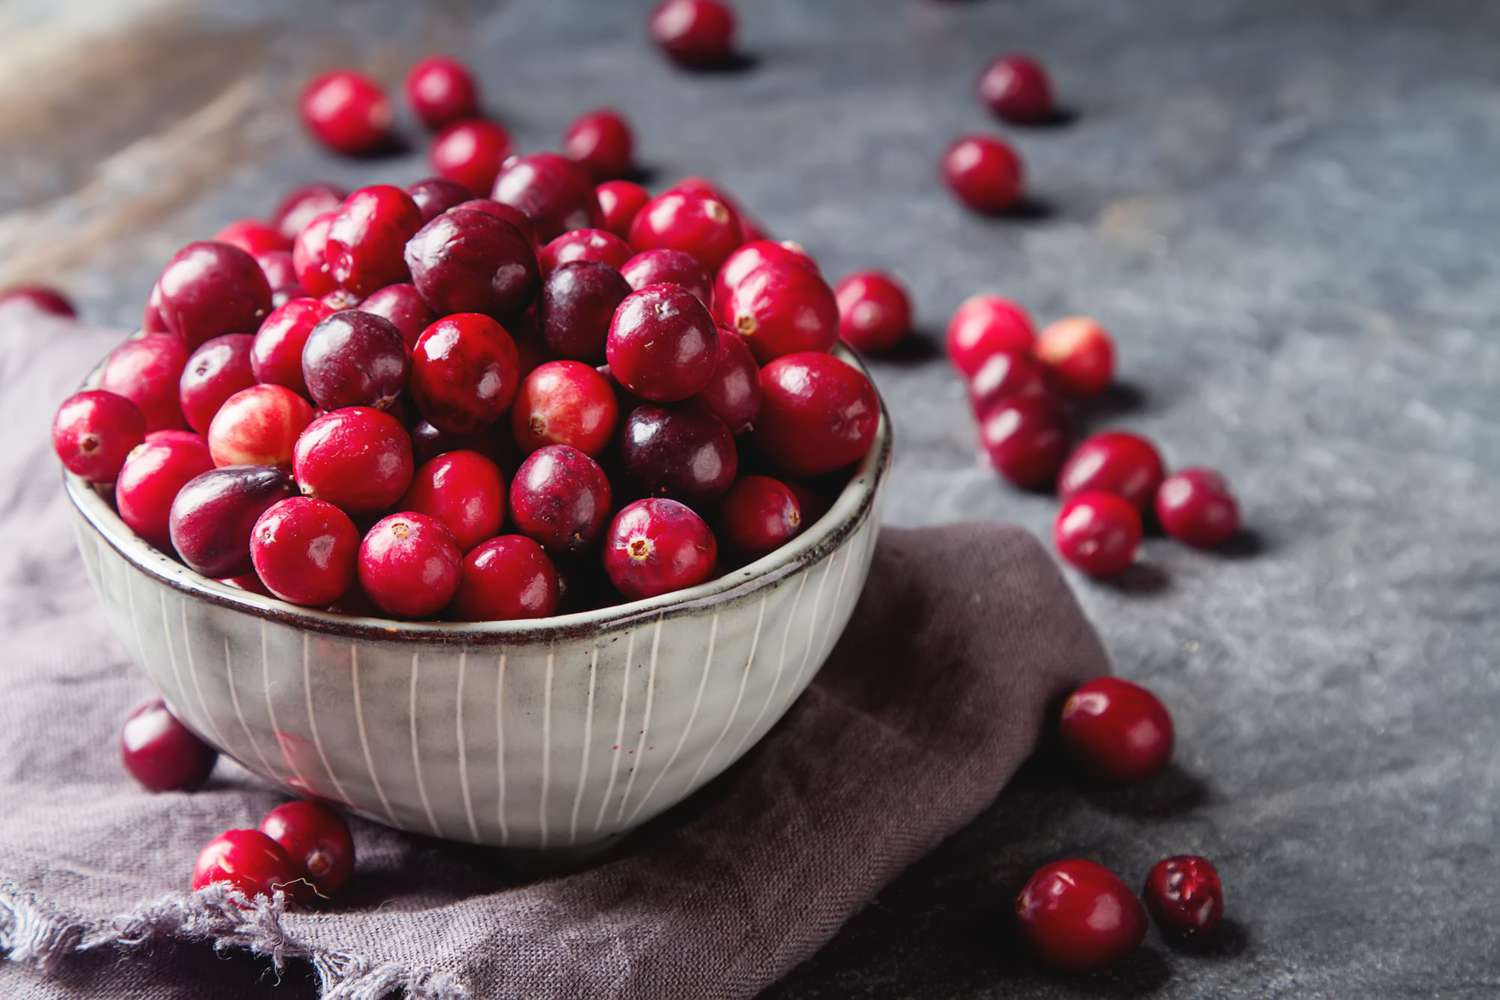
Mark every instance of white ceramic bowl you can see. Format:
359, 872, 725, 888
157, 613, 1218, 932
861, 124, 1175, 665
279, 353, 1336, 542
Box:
65, 349, 891, 849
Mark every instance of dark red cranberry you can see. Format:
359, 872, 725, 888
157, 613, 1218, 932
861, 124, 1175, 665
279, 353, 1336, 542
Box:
979, 54, 1054, 124
620, 248, 712, 307
714, 239, 817, 311
170, 465, 295, 577
404, 207, 539, 319
405, 176, 473, 224
192, 828, 307, 901
292, 210, 339, 297
51, 391, 146, 484
967, 350, 1047, 414
274, 183, 347, 241
607, 284, 719, 401
358, 283, 435, 352
250, 298, 331, 397
399, 450, 506, 552
1016, 859, 1147, 972
326, 186, 422, 296
410, 313, 520, 432
604, 498, 717, 599
649, 0, 737, 67
720, 474, 801, 557
116, 432, 214, 549
621, 404, 737, 500
301, 310, 409, 411
1038, 316, 1115, 397
250, 497, 359, 606
722, 263, 839, 363
947, 294, 1035, 376
0, 284, 75, 318
453, 535, 560, 621
538, 260, 632, 362
121, 697, 217, 791
154, 241, 273, 350
429, 119, 512, 195
834, 271, 911, 354
1055, 492, 1141, 577
299, 70, 393, 155
405, 56, 479, 130
1156, 469, 1240, 549
453, 198, 538, 245
563, 108, 634, 180
629, 189, 742, 272
1059, 432, 1166, 510
1144, 856, 1224, 939
512, 361, 619, 456
1060, 676, 1173, 781
509, 445, 612, 553
979, 394, 1069, 488
539, 227, 632, 276
692, 328, 761, 432
255, 250, 300, 293
596, 180, 651, 238
179, 334, 255, 434
259, 799, 356, 898
208, 384, 314, 469
491, 152, 601, 241
293, 408, 414, 515
100, 333, 189, 431
357, 512, 463, 618
755, 352, 879, 477
213, 219, 292, 256
942, 135, 1025, 214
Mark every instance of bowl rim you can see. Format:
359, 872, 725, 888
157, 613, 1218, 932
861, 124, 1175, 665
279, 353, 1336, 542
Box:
66, 345, 893, 644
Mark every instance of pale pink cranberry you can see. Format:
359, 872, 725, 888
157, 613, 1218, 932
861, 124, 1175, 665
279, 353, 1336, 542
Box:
1037, 315, 1115, 397
208, 385, 316, 469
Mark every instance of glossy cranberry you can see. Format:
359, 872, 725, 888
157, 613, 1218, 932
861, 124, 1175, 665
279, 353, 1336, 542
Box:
596, 180, 651, 238
604, 498, 717, 599
512, 361, 619, 456
120, 697, 217, 792
621, 404, 737, 500
207, 384, 313, 469
835, 271, 911, 354
357, 512, 463, 618
214, 218, 291, 256
1156, 468, 1240, 548
538, 260, 632, 362
177, 334, 254, 434
260, 800, 356, 898
453, 198, 538, 245
326, 186, 422, 296
539, 228, 632, 276
429, 119, 512, 195
273, 183, 347, 241
620, 248, 713, 307
399, 450, 506, 552
410, 313, 520, 432
0, 284, 75, 318
255, 250, 300, 294
720, 475, 801, 557
402, 55, 478, 127
942, 135, 1025, 214
723, 263, 839, 363
1144, 856, 1224, 939
453, 535, 560, 621
649, 0, 737, 67
405, 177, 472, 225
154, 241, 273, 350
628, 189, 741, 272
755, 352, 878, 477
491, 152, 601, 241
1055, 492, 1141, 577
607, 284, 719, 401
1016, 859, 1147, 972
979, 53, 1054, 124
692, 328, 761, 432
1059, 432, 1166, 511
299, 70, 393, 155
1037, 316, 1115, 397
302, 311, 406, 413
292, 210, 339, 297
246, 299, 327, 397
100, 333, 189, 431
979, 394, 1069, 488
116, 432, 214, 549
192, 829, 307, 901
1060, 676, 1173, 782
564, 108, 634, 180
404, 206, 540, 319
967, 350, 1047, 413
250, 497, 359, 606
293, 407, 414, 515
946, 294, 1035, 376
509, 445, 612, 553
714, 239, 817, 311
51, 391, 146, 484
169, 465, 295, 577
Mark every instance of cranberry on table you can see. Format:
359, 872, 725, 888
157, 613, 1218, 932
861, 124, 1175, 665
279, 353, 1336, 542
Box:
607, 283, 720, 401
722, 262, 840, 363
1156, 468, 1241, 549
979, 394, 1069, 488
299, 70, 393, 155
249, 298, 331, 396
100, 333, 189, 431
720, 475, 802, 557
714, 239, 817, 311
51, 391, 146, 484
274, 183, 347, 241
208, 384, 314, 469
178, 334, 255, 435
1144, 855, 1224, 939
248, 497, 358, 606
192, 829, 307, 902
429, 119, 513, 196
120, 697, 217, 792
292, 210, 339, 297
835, 271, 911, 354
293, 407, 414, 515
405, 55, 480, 130
260, 799, 356, 898
539, 228, 633, 276
1059, 432, 1166, 511
978, 54, 1055, 124
595, 179, 651, 238
1037, 315, 1115, 397
153, 241, 273, 350
692, 328, 761, 432
620, 248, 713, 307
512, 360, 619, 456
946, 294, 1035, 375
116, 432, 214, 550
405, 176, 473, 224
1059, 676, 1174, 782
326, 185, 423, 296
1015, 859, 1148, 973
0, 284, 75, 318
941, 134, 1025, 214
301, 309, 408, 411
357, 512, 463, 618
213, 218, 292, 256
404, 206, 539, 319
411, 312, 520, 432
755, 352, 879, 477
169, 465, 295, 577
604, 498, 718, 600
399, 450, 506, 552
491, 152, 601, 241
538, 261, 631, 362
649, 0, 737, 67
453, 535, 561, 621
621, 403, 738, 500
359, 283, 436, 352
564, 108, 635, 180
509, 445, 613, 553
967, 350, 1047, 414
1054, 491, 1141, 578
628, 189, 742, 272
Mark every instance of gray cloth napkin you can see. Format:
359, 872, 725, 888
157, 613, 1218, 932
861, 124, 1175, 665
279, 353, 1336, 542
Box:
0, 313, 1107, 999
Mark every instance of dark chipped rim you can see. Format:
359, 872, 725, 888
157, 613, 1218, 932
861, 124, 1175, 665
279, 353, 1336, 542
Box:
65, 346, 893, 645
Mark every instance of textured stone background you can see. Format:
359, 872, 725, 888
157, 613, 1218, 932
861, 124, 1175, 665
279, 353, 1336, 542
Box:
4, 0, 1499, 996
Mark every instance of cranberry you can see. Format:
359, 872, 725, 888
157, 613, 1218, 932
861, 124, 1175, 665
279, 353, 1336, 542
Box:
170, 465, 295, 577
120, 697, 217, 791
405, 56, 480, 130
629, 189, 741, 272
607, 284, 719, 401
178, 334, 255, 434
292, 210, 339, 297
1016, 859, 1147, 972
979, 54, 1055, 124
1059, 432, 1166, 511
491, 152, 601, 241
299, 70, 393, 155
154, 241, 273, 350
255, 250, 300, 294
259, 800, 356, 898
1156, 468, 1240, 548
720, 475, 801, 556
787, 480, 830, 526
604, 498, 717, 600
274, 183, 347, 241
404, 207, 539, 319
941, 135, 1025, 214
453, 198, 538, 245
692, 328, 761, 432
714, 239, 817, 311
301, 309, 409, 411
411, 313, 520, 431
621, 404, 737, 500
116, 432, 214, 549
248, 298, 329, 397
509, 445, 612, 553
51, 391, 146, 484
207, 384, 314, 469
100, 333, 189, 431
979, 394, 1069, 488
453, 535, 560, 621
429, 119, 512, 196
405, 176, 473, 224
192, 829, 307, 901
539, 227, 633, 276
538, 260, 632, 362
399, 450, 506, 552
755, 352, 879, 477
326, 186, 422, 296
293, 408, 414, 515
596, 180, 651, 238
834, 271, 911, 354
0, 284, 75, 318
649, 0, 737, 67
722, 263, 839, 363
1037, 315, 1115, 397
409, 419, 505, 468
620, 248, 712, 307
213, 219, 291, 256
512, 361, 619, 456
357, 512, 463, 618
946, 294, 1035, 375
250, 497, 359, 606
1144, 856, 1224, 939
967, 350, 1047, 413
1054, 492, 1141, 577
563, 108, 634, 180
350, 284, 432, 353
1060, 676, 1173, 782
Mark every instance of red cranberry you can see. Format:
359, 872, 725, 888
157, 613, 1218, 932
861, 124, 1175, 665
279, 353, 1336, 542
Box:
979, 394, 1069, 488
967, 350, 1047, 413
1059, 432, 1166, 511
692, 328, 761, 432
405, 56, 480, 130
429, 119, 512, 195
629, 189, 742, 272
0, 284, 75, 318
207, 384, 314, 469
1156, 468, 1240, 549
293, 407, 414, 515
1055, 492, 1141, 577
1060, 676, 1173, 782
621, 404, 737, 500
834, 271, 911, 354
301, 310, 408, 411
116, 432, 214, 549
120, 697, 217, 791
539, 227, 632, 276
942, 135, 1025, 214
355, 283, 434, 352
250, 497, 359, 606
491, 152, 601, 241
326, 186, 423, 296
453, 535, 560, 621
947, 294, 1035, 376
1037, 316, 1115, 396
607, 284, 719, 401
51, 391, 146, 484
249, 298, 330, 397
620, 248, 712, 307
720, 474, 801, 556
299, 70, 393, 155
563, 108, 634, 180
714, 239, 817, 311
596, 180, 651, 238
358, 512, 463, 618
509, 445, 612, 553
154, 241, 273, 350
405, 176, 473, 224
178, 334, 255, 434
213, 219, 291, 256
192, 829, 307, 901
170, 465, 295, 577
399, 450, 506, 552
292, 210, 339, 297
722, 263, 839, 363
259, 799, 356, 898
1144, 856, 1224, 939
755, 352, 879, 477
255, 250, 300, 294
538, 260, 632, 362
512, 361, 619, 456
274, 183, 347, 241
404, 207, 539, 319
100, 333, 189, 431
649, 0, 737, 67
604, 498, 717, 599
1016, 859, 1147, 972
979, 54, 1055, 124
411, 313, 520, 432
